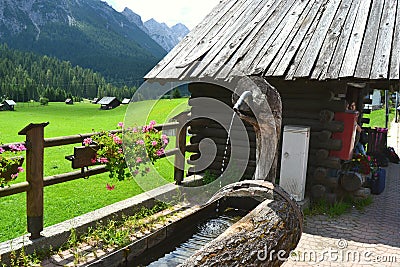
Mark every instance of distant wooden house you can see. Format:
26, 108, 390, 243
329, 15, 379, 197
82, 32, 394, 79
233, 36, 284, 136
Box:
2, 100, 16, 111
92, 98, 99, 104
98, 97, 121, 110
145, 0, 400, 201
65, 98, 73, 105
122, 98, 131, 104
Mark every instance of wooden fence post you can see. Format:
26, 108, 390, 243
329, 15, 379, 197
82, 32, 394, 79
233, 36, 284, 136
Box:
173, 114, 188, 185
18, 122, 49, 239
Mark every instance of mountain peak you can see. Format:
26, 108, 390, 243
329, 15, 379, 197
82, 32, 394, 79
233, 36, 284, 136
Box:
143, 19, 189, 51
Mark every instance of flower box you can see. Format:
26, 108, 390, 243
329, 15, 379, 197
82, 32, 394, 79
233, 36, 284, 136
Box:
65, 145, 99, 169
0, 156, 24, 182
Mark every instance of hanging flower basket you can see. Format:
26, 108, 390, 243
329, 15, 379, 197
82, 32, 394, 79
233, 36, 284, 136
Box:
0, 156, 24, 183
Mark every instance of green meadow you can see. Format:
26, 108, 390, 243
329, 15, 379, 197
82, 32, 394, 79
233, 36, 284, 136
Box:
0, 99, 189, 242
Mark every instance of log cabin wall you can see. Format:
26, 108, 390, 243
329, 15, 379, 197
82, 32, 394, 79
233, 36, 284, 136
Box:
185, 80, 372, 202
186, 82, 256, 180
272, 80, 372, 202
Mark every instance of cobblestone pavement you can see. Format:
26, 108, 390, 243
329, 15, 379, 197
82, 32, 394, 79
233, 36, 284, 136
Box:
283, 121, 400, 267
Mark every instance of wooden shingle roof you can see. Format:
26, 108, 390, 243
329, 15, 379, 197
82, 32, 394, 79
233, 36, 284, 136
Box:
145, 0, 400, 82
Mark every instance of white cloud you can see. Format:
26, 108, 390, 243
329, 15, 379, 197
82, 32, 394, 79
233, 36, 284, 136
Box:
104, 0, 220, 29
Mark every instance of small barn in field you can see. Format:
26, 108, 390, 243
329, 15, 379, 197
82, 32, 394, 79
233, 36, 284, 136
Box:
65, 98, 73, 105
122, 98, 131, 104
1, 100, 16, 111
97, 97, 121, 110
92, 98, 99, 104
145, 0, 400, 201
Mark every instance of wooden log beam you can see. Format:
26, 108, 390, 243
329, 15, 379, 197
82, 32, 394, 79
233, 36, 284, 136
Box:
188, 127, 256, 141
311, 130, 332, 142
340, 172, 364, 192
283, 118, 344, 132
309, 149, 330, 159
311, 184, 327, 199
308, 156, 341, 169
190, 134, 257, 146
309, 138, 342, 150
283, 110, 335, 122
282, 99, 346, 112
280, 90, 335, 100
188, 119, 254, 131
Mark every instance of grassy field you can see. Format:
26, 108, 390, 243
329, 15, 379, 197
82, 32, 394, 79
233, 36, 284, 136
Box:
364, 107, 395, 129
0, 99, 189, 242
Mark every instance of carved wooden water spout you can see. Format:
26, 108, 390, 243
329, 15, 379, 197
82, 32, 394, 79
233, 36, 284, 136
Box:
232, 76, 282, 182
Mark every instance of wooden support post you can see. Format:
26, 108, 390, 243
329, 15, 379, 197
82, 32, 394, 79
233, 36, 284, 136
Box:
18, 122, 49, 239
173, 114, 188, 185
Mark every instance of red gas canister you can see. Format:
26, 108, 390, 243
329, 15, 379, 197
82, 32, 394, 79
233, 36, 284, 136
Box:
330, 111, 358, 160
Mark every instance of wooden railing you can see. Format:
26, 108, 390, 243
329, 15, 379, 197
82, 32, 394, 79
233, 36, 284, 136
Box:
0, 121, 187, 239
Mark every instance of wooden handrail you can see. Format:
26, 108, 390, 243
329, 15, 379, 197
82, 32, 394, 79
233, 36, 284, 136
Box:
0, 182, 30, 197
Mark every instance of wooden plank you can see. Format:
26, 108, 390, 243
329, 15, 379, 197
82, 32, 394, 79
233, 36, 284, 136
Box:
294, 0, 342, 78
216, 0, 290, 79
370, 0, 397, 79
266, 0, 321, 77
338, 0, 372, 78
283, 1, 328, 79
234, 0, 298, 75
188, 0, 269, 78
354, 0, 385, 78
245, 0, 308, 74
144, 0, 240, 79
156, 0, 250, 79
389, 1, 400, 80
311, 0, 354, 80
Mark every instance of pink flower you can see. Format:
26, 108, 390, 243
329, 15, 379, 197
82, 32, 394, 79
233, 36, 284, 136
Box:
91, 158, 97, 164
17, 167, 24, 173
156, 148, 165, 156
0, 147, 4, 154
98, 157, 109, 163
106, 184, 115, 191
11, 173, 18, 179
149, 120, 156, 126
132, 127, 138, 133
18, 144, 26, 151
136, 140, 144, 145
83, 138, 92, 145
151, 141, 158, 146
113, 135, 122, 144
8, 144, 17, 151
118, 148, 123, 153
133, 169, 140, 176
118, 122, 124, 128
136, 157, 142, 163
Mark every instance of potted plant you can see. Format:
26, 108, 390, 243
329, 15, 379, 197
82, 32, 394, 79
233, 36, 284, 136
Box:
0, 144, 26, 187
85, 121, 168, 183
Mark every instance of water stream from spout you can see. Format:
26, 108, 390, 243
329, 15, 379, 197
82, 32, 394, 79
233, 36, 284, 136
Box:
216, 112, 236, 213
221, 112, 236, 174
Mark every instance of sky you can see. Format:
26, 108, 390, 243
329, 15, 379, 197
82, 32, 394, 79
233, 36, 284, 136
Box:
104, 0, 220, 29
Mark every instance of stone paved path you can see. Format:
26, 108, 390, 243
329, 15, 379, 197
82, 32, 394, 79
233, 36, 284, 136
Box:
282, 121, 400, 267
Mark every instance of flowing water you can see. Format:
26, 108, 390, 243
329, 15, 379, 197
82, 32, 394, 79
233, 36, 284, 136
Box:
221, 112, 236, 174
144, 214, 241, 267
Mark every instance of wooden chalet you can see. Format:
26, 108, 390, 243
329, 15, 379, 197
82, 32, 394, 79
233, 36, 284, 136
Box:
97, 97, 121, 110
92, 98, 99, 104
144, 0, 400, 201
1, 100, 16, 111
65, 98, 73, 105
